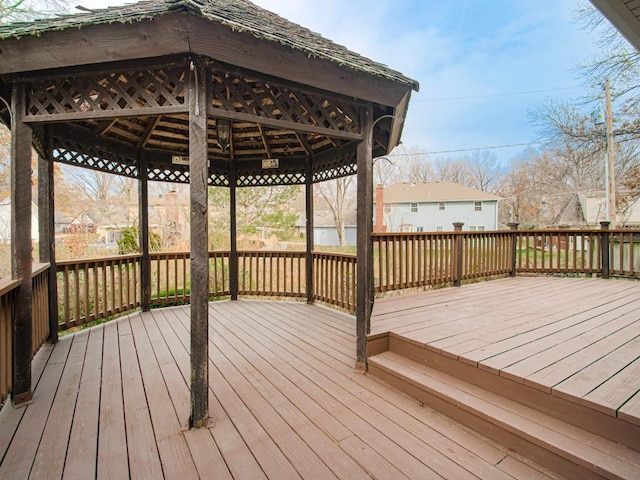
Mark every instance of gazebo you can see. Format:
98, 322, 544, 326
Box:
0, 0, 417, 427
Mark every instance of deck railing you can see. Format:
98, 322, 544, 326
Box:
0, 264, 51, 404
374, 227, 640, 293
313, 252, 357, 311
238, 250, 306, 298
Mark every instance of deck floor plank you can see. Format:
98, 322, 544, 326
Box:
156, 307, 265, 480
62, 325, 104, 480
119, 316, 164, 479
29, 329, 88, 479
96, 319, 129, 480
0, 342, 53, 462
166, 306, 302, 480
0, 334, 72, 479
129, 311, 200, 479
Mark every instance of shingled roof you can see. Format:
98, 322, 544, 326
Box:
0, 0, 418, 91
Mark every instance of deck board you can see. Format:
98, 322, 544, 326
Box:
0, 294, 575, 479
371, 276, 640, 426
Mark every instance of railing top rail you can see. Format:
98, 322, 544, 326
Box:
56, 253, 142, 266
0, 277, 19, 297
31, 263, 50, 277
312, 251, 357, 259
237, 250, 306, 256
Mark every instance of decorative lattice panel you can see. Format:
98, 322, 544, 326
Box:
27, 67, 186, 119
210, 71, 360, 134
312, 151, 357, 182
237, 171, 306, 187
53, 137, 138, 178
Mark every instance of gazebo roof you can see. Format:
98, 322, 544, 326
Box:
0, 0, 418, 187
0, 0, 418, 90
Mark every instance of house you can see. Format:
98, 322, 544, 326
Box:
295, 209, 357, 247
375, 181, 502, 232
0, 196, 39, 244
552, 191, 640, 228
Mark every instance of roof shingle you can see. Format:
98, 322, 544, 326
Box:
0, 0, 419, 90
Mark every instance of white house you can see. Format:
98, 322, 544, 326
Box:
0, 196, 39, 244
376, 181, 501, 232
295, 209, 357, 247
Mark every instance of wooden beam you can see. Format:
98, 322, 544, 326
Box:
229, 162, 238, 301
11, 82, 33, 405
188, 59, 210, 429
305, 156, 314, 304
37, 142, 58, 344
207, 107, 362, 142
139, 151, 151, 311
23, 104, 187, 124
355, 105, 373, 371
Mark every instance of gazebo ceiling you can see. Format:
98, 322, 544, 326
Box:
0, 0, 419, 186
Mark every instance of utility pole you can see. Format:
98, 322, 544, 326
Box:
604, 78, 616, 226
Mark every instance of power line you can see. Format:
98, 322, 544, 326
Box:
387, 141, 544, 157
414, 87, 580, 103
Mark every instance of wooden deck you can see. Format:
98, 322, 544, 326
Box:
370, 276, 640, 426
0, 300, 561, 479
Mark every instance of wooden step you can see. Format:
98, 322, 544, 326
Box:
368, 331, 640, 452
368, 351, 640, 480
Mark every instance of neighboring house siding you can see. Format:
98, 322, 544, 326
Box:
385, 201, 499, 232
313, 226, 357, 247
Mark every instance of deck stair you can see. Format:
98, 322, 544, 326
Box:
368, 333, 640, 480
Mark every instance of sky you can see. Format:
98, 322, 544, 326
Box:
76, 0, 606, 164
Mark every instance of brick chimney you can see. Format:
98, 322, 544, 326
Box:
374, 184, 387, 233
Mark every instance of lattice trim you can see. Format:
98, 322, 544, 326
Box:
53, 137, 138, 178
237, 171, 306, 187
28, 67, 185, 118
210, 71, 360, 134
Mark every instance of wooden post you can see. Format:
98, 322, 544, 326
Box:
138, 152, 151, 311
356, 106, 373, 371
453, 222, 464, 287
188, 59, 209, 428
508, 222, 519, 278
38, 147, 58, 344
600, 221, 610, 280
305, 156, 314, 304
11, 82, 33, 406
229, 161, 238, 300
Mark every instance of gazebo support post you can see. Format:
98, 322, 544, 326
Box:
229, 161, 238, 300
139, 151, 151, 312
355, 106, 373, 371
305, 156, 314, 304
11, 82, 34, 405
188, 59, 210, 428
38, 146, 58, 344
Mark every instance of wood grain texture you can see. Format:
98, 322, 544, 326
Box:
0, 300, 563, 479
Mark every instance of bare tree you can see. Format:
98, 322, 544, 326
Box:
315, 176, 354, 247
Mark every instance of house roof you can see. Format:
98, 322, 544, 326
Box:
383, 181, 502, 204
590, 0, 640, 51
0, 0, 418, 90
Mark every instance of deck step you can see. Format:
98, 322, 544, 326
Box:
368, 351, 640, 480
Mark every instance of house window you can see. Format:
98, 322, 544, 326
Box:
469, 226, 476, 232
410, 203, 418, 213
384, 204, 391, 213
417, 226, 424, 232
474, 201, 482, 211
438, 202, 445, 211
469, 225, 485, 232
436, 226, 444, 232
